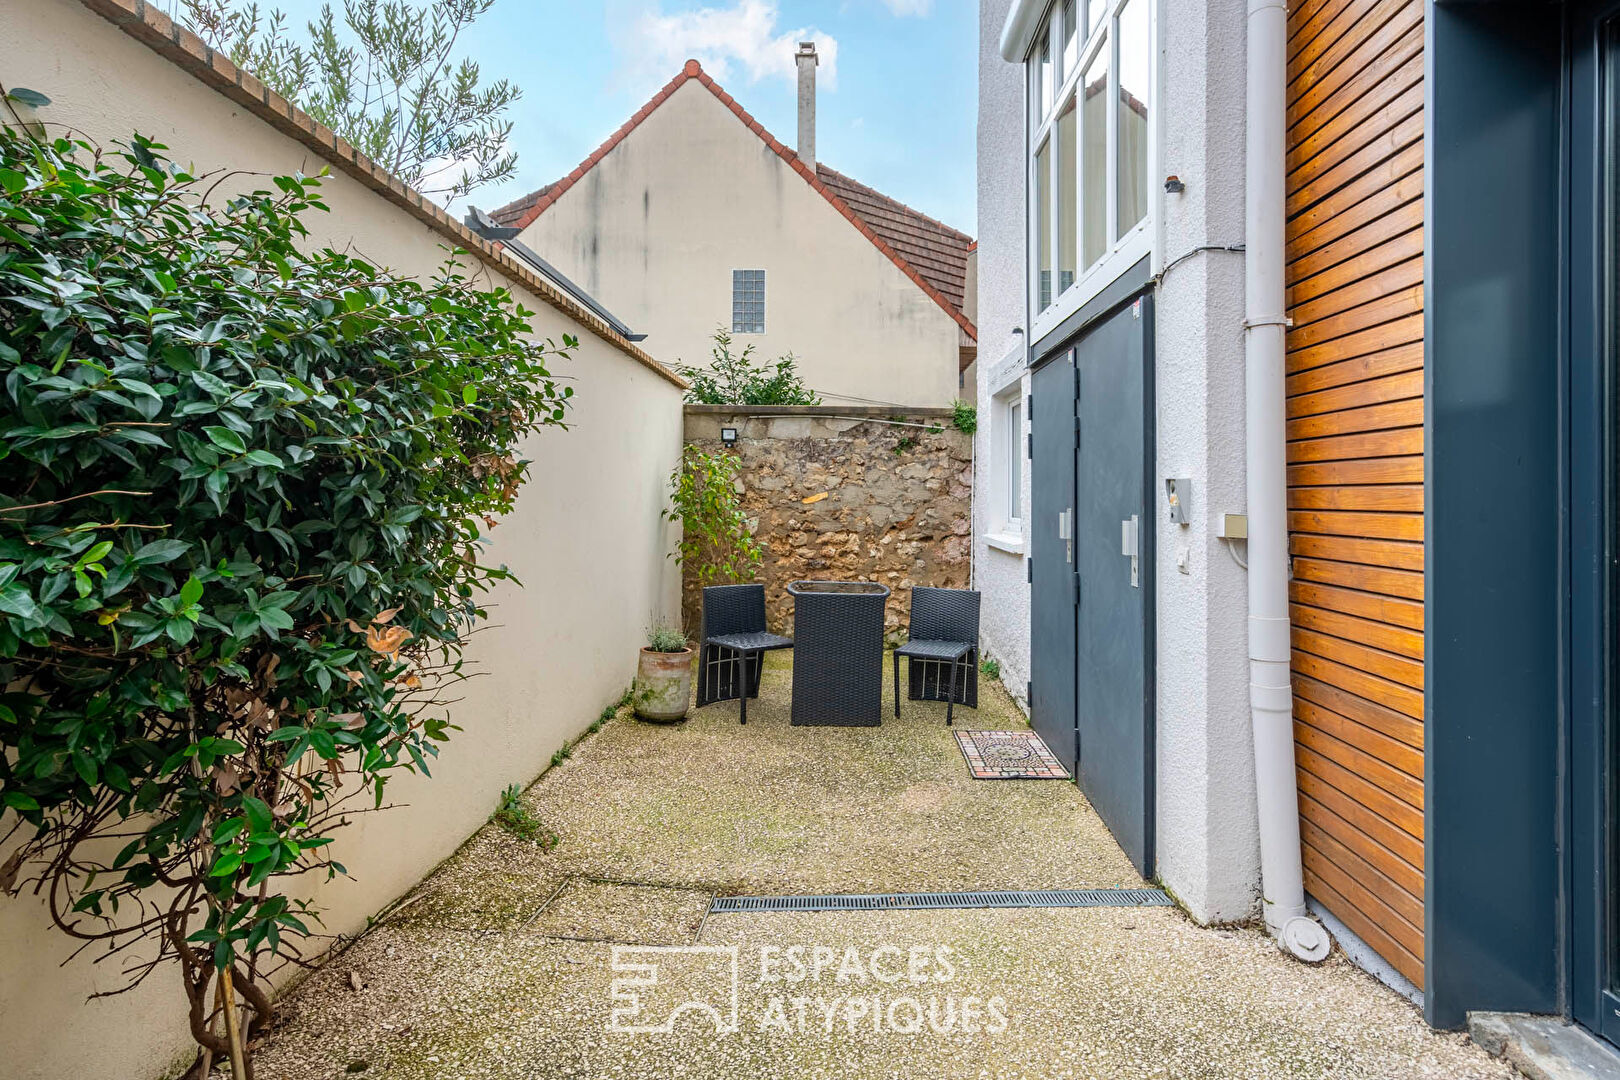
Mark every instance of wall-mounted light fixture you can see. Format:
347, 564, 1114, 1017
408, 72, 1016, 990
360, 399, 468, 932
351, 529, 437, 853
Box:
720, 427, 739, 448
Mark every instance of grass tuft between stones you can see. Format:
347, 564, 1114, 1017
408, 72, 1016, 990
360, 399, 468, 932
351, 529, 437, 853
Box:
490, 783, 558, 849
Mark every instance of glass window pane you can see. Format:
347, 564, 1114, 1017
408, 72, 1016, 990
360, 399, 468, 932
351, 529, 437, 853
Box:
1035, 136, 1053, 311
1117, 0, 1150, 235
1028, 53, 1042, 134
1039, 37, 1053, 117
1087, 0, 1105, 35
732, 269, 765, 333
1008, 402, 1022, 521
1081, 45, 1108, 268
1061, 0, 1079, 82
1057, 92, 1078, 296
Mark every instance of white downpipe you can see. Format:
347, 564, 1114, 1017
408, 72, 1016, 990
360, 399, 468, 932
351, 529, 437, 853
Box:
1245, 0, 1330, 963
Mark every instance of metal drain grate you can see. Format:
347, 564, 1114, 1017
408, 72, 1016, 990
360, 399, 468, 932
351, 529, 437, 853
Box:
708, 888, 1173, 914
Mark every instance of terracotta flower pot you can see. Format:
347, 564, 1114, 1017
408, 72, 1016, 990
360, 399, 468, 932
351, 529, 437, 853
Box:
635, 647, 693, 722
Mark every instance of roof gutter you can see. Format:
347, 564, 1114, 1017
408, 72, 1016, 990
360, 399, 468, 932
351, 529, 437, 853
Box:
463, 208, 648, 342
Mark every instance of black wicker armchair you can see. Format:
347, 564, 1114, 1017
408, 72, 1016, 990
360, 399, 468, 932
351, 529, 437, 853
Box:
893, 586, 980, 725
696, 584, 793, 724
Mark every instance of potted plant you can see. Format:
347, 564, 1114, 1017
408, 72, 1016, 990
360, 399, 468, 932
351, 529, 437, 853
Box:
636, 625, 693, 722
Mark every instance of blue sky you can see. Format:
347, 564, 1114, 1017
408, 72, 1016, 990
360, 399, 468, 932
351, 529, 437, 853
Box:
260, 0, 980, 235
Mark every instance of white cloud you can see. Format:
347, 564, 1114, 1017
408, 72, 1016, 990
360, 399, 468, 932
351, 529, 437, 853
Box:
878, 0, 934, 14
618, 0, 839, 91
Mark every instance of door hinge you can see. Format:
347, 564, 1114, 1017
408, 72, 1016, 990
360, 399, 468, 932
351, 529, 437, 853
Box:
1074, 571, 1082, 606
1026, 557, 1033, 584
1027, 431, 1033, 459
1026, 679, 1033, 706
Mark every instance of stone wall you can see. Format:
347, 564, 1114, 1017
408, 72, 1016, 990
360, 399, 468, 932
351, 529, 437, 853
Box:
683, 405, 973, 641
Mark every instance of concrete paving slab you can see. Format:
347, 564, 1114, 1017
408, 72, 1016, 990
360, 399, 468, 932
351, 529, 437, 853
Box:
1469, 1013, 1620, 1080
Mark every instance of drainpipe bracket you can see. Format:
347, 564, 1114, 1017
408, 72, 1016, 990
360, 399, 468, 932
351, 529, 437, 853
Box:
1249, 679, 1294, 714
1242, 315, 1294, 330
1247, 613, 1292, 662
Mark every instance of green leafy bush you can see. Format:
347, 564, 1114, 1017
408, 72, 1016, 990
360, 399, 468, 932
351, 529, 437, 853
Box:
677, 327, 820, 405
952, 399, 977, 435
0, 127, 571, 1068
662, 445, 762, 589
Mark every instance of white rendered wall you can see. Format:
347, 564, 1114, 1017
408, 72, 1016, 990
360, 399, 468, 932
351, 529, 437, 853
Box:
516, 79, 964, 409
975, 0, 1033, 711
1152, 0, 1260, 923
976, 0, 1260, 921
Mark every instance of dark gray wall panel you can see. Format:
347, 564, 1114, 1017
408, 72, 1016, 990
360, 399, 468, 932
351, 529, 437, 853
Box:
1426, 0, 1564, 1029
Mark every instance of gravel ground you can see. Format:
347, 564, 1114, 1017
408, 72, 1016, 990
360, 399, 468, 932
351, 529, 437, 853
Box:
256, 909, 1509, 1080
250, 655, 1512, 1080
514, 652, 1141, 895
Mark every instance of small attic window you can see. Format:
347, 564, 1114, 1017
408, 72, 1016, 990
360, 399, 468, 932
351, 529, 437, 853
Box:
732, 269, 766, 334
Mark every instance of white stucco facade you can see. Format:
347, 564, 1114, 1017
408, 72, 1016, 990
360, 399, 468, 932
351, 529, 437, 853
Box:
1149, 0, 1260, 923
510, 72, 970, 409
974, 0, 1034, 707
976, 0, 1260, 922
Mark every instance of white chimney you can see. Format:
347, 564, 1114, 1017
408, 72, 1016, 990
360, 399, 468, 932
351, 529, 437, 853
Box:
795, 41, 818, 168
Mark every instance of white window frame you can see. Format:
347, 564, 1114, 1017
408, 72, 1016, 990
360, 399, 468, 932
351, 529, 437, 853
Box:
1024, 0, 1158, 345
1006, 397, 1023, 527
731, 268, 766, 334
988, 378, 1027, 552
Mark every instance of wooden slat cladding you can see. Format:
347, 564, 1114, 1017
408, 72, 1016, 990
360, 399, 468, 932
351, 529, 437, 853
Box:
1286, 0, 1425, 989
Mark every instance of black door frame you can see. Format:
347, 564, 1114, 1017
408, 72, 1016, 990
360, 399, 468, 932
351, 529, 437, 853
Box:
1569, 0, 1620, 1042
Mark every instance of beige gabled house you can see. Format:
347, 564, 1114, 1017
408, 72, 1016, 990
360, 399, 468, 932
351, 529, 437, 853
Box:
486, 48, 976, 408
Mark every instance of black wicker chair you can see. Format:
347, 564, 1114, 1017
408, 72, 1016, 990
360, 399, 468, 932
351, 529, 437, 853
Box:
893, 586, 980, 726
787, 580, 889, 726
696, 584, 793, 724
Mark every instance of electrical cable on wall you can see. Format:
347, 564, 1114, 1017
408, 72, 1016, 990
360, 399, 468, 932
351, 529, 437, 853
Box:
1155, 242, 1246, 283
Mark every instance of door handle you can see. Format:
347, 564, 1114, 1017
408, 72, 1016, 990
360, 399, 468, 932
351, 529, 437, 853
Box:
1121, 514, 1139, 588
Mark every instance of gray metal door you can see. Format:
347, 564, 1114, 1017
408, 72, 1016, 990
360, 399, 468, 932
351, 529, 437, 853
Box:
1074, 297, 1154, 878
1030, 351, 1077, 772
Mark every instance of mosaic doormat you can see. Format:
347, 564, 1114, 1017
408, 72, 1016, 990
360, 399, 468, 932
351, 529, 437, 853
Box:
954, 730, 1070, 780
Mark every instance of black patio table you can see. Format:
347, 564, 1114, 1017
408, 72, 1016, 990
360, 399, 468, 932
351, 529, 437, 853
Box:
786, 580, 890, 726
